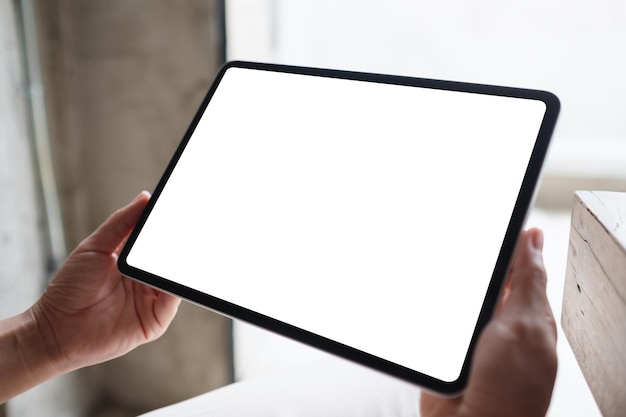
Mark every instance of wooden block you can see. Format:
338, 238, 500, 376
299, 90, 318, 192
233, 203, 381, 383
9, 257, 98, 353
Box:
562, 191, 626, 417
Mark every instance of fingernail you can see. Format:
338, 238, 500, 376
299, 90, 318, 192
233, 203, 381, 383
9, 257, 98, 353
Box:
132, 191, 147, 202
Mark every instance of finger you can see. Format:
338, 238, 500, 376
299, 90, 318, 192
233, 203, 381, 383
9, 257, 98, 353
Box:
134, 281, 181, 341
154, 291, 181, 331
501, 228, 551, 317
495, 230, 533, 314
79, 191, 151, 255
420, 390, 460, 416
495, 230, 534, 315
496, 280, 512, 315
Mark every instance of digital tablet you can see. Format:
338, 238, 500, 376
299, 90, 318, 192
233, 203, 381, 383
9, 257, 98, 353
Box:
118, 61, 559, 394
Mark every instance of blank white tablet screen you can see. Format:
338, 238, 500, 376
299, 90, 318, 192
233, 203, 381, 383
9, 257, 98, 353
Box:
126, 66, 547, 383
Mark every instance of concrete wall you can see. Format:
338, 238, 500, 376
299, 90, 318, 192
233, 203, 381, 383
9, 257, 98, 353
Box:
33, 0, 232, 414
1, 1, 92, 416
0, 1, 45, 319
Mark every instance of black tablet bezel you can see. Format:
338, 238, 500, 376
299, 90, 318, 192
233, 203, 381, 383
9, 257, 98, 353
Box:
118, 60, 560, 394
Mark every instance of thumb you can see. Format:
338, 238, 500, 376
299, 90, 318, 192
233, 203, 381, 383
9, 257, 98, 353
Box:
78, 191, 151, 255
500, 228, 553, 321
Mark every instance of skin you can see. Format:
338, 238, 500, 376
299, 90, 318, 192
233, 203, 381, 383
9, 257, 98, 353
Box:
420, 228, 558, 417
0, 192, 180, 403
1, 194, 557, 415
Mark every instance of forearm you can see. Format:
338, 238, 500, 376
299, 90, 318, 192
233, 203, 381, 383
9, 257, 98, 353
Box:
0, 309, 67, 403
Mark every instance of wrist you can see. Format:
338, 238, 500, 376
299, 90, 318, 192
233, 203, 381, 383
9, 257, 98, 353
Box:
26, 302, 77, 374
0, 309, 68, 403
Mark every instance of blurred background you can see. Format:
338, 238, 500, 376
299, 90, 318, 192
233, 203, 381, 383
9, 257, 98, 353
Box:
1, 0, 623, 415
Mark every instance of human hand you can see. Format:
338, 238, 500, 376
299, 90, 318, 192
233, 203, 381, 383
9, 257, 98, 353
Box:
420, 228, 558, 417
31, 191, 181, 372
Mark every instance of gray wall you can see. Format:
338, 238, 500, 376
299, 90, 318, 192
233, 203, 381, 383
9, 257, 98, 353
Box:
36, 0, 233, 414
1, 1, 91, 416
2, 1, 232, 415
